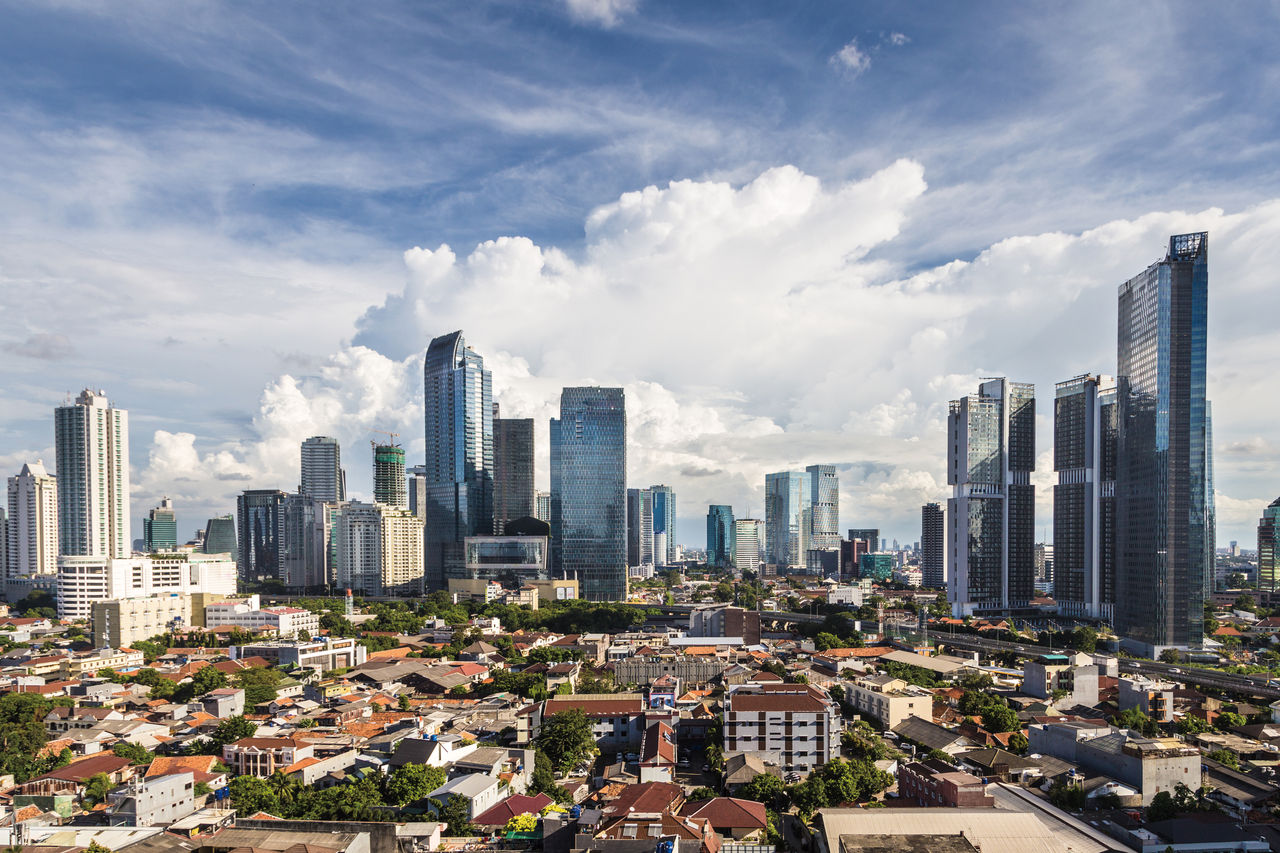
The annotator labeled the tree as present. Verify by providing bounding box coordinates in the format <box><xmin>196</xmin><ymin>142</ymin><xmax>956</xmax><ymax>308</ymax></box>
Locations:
<box><xmin>236</xmin><ymin>667</ymin><xmax>282</xmax><ymax>708</ymax></box>
<box><xmin>1215</xmin><ymin>711</ymin><xmax>1247</xmax><ymax>731</ymax></box>
<box><xmin>111</xmin><ymin>741</ymin><xmax>154</xmax><ymax>765</ymax></box>
<box><xmin>1111</xmin><ymin>707</ymin><xmax>1159</xmax><ymax>737</ymax></box>
<box><xmin>86</xmin><ymin>843</ymin><xmax>111</xmax><ymax>853</ymax></box>
<box><xmin>980</xmin><ymin>704</ymin><xmax>1020</xmax><ymax>733</ymax></box>
<box><xmin>1006</xmin><ymin>732</ymin><xmax>1029</xmax><ymax>754</ymax></box>
<box><xmin>208</xmin><ymin>715</ymin><xmax>258</xmax><ymax>750</ymax></box>
<box><xmin>83</xmin><ymin>772</ymin><xmax>114</xmax><ymax>805</ymax></box>
<box><xmin>1228</xmin><ymin>572</ymin><xmax>1248</xmax><ymax>589</ymax></box>
<box><xmin>957</xmin><ymin>670</ymin><xmax>994</xmax><ymax>692</ymax></box>
<box><xmin>1147</xmin><ymin>790</ymin><xmax>1178</xmax><ymax>821</ymax></box>
<box><xmin>927</xmin><ymin>749</ymin><xmax>956</xmax><ymax>764</ymax></box>
<box><xmin>527</xmin><ymin>749</ymin><xmax>572</xmax><ymax>804</ymax></box>
<box><xmin>1208</xmin><ymin>748</ymin><xmax>1240</xmax><ymax>769</ymax></box>
<box><xmin>179</xmin><ymin>664</ymin><xmax>229</xmax><ymax>702</ymax></box>
<box><xmin>1159</xmin><ymin>649</ymin><xmax>1183</xmax><ymax>664</ymax></box>
<box><xmin>1177</xmin><ymin>715</ymin><xmax>1210</xmax><ymax>735</ymax></box>
<box><xmin>384</xmin><ymin>763</ymin><xmax>446</xmax><ymax>805</ymax></box>
<box><xmin>435</xmin><ymin>795</ymin><xmax>478</xmax><ymax>836</ymax></box>
<box><xmin>687</xmin><ymin>787</ymin><xmax>718</xmax><ymax>802</ymax></box>
<box><xmin>398</xmin><ymin>694</ymin><xmax>412</xmax><ymax>711</ymax></box>
<box><xmin>505</xmin><ymin>813</ymin><xmax>538</xmax><ymax>834</ymax></box>
<box><xmin>537</xmin><ymin>709</ymin><xmax>596</xmax><ymax>773</ymax></box>
<box><xmin>814</xmin><ymin>632</ymin><xmax>842</xmax><ymax>652</ymax></box>
<box><xmin>230</xmin><ymin>774</ymin><xmax>280</xmax><ymax>816</ymax></box>
<box><xmin>1048</xmin><ymin>779</ymin><xmax>1086</xmax><ymax>811</ymax></box>
<box><xmin>737</xmin><ymin>772</ymin><xmax>787</xmax><ymax>810</ymax></box>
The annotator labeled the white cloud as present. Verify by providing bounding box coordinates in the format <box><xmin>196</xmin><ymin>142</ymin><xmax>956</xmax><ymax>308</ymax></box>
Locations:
<box><xmin>832</xmin><ymin>40</ymin><xmax>871</xmax><ymax>76</ymax></box>
<box><xmin>887</xmin><ymin>32</ymin><xmax>910</xmax><ymax>47</ymax></box>
<box><xmin>564</xmin><ymin>0</ymin><xmax>639</xmax><ymax>28</ymax></box>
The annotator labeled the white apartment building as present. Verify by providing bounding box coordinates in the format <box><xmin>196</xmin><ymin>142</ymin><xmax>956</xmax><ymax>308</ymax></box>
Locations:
<box><xmin>58</xmin><ymin>552</ymin><xmax>237</xmax><ymax>621</ymax></box>
<box><xmin>845</xmin><ymin>673</ymin><xmax>934</xmax><ymax>730</ymax></box>
<box><xmin>335</xmin><ymin>501</ymin><xmax>424</xmax><ymax>595</ymax></box>
<box><xmin>54</xmin><ymin>389</ymin><xmax>131</xmax><ymax>559</ymax></box>
<box><xmin>7</xmin><ymin>460</ymin><xmax>58</xmax><ymax>577</ymax></box>
<box><xmin>733</xmin><ymin>519</ymin><xmax>762</xmax><ymax>574</ymax></box>
<box><xmin>205</xmin><ymin>598</ymin><xmax>320</xmax><ymax>638</ymax></box>
<box><xmin>723</xmin><ymin>682</ymin><xmax>840</xmax><ymax>773</ymax></box>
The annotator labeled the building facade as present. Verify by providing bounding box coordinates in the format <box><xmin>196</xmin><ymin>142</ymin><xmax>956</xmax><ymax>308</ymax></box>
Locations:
<box><xmin>462</xmin><ymin>534</ymin><xmax>549</xmax><ymax>585</ymax></box>
<box><xmin>334</xmin><ymin>501</ymin><xmax>424</xmax><ymax>595</ymax></box>
<box><xmin>59</xmin><ymin>552</ymin><xmax>237</xmax><ymax>621</ymax></box>
<box><xmin>55</xmin><ymin>389</ymin><xmax>130</xmax><ymax>559</ymax></box>
<box><xmin>535</xmin><ymin>490</ymin><xmax>551</xmax><ymax>523</ymax></box>
<box><xmin>372</xmin><ymin>443</ymin><xmax>407</xmax><ymax>508</ymax></box>
<box><xmin>650</xmin><ymin>485</ymin><xmax>677</xmax><ymax>565</ymax></box>
<box><xmin>1116</xmin><ymin>233</ymin><xmax>1211</xmax><ymax>653</ymax></box>
<box><xmin>143</xmin><ymin>497</ymin><xmax>177</xmax><ymax>553</ymax></box>
<box><xmin>765</xmin><ymin>471</ymin><xmax>810</xmax><ymax>569</ymax></box>
<box><xmin>493</xmin><ymin>412</ymin><xmax>535</xmax><ymax>532</ymax></box>
<box><xmin>236</xmin><ymin>489</ymin><xmax>286</xmax><ymax>583</ymax></box>
<box><xmin>626</xmin><ymin>487</ymin><xmax>654</xmax><ymax>568</ymax></box>
<box><xmin>947</xmin><ymin>378</ymin><xmax>1036</xmax><ymax>616</ymax></box>
<box><xmin>723</xmin><ymin>683</ymin><xmax>840</xmax><ymax>773</ymax></box>
<box><xmin>807</xmin><ymin>465</ymin><xmax>840</xmax><ymax>550</ymax></box>
<box><xmin>300</xmin><ymin>436</ymin><xmax>346</xmax><ymax>502</ymax></box>
<box><xmin>551</xmin><ymin>386</ymin><xmax>627</xmax><ymax>601</ymax></box>
<box><xmin>732</xmin><ymin>519</ymin><xmax>762</xmax><ymax>574</ymax></box>
<box><xmin>921</xmin><ymin>503</ymin><xmax>944</xmax><ymax>589</ymax></box>
<box><xmin>706</xmin><ymin>505</ymin><xmax>735</xmax><ymax>570</ymax></box>
<box><xmin>7</xmin><ymin>461</ymin><xmax>58</xmax><ymax>577</ymax></box>
<box><xmin>203</xmin><ymin>515</ymin><xmax>236</xmax><ymax>557</ymax></box>
<box><xmin>280</xmin><ymin>493</ymin><xmax>328</xmax><ymax>590</ymax></box>
<box><xmin>1260</xmin><ymin>498</ymin><xmax>1280</xmax><ymax>597</ymax></box>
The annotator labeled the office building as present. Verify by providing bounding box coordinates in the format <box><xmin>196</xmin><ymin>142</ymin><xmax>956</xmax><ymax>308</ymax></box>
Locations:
<box><xmin>723</xmin><ymin>683</ymin><xmax>840</xmax><ymax>773</ymax></box>
<box><xmin>58</xmin><ymin>551</ymin><xmax>237</xmax><ymax>621</ymax></box>
<box><xmin>372</xmin><ymin>443</ymin><xmax>407</xmax><ymax>507</ymax></box>
<box><xmin>689</xmin><ymin>604</ymin><xmax>761</xmax><ymax>645</ymax></box>
<box><xmin>1116</xmin><ymin>233</ymin><xmax>1210</xmax><ymax>653</ymax></box>
<box><xmin>462</xmin><ymin>533</ymin><xmax>549</xmax><ymax>585</ymax></box>
<box><xmin>650</xmin><ymin>484</ymin><xmax>676</xmax><ymax>565</ymax></box>
<box><xmin>1052</xmin><ymin>374</ymin><xmax>1117</xmax><ymax>621</ymax></box>
<box><xmin>493</xmin><ymin>411</ymin><xmax>535</xmax><ymax>531</ymax></box>
<box><xmin>1034</xmin><ymin>543</ymin><xmax>1054</xmax><ymax>594</ymax></box>
<box><xmin>947</xmin><ymin>378</ymin><xmax>1036</xmax><ymax>616</ymax></box>
<box><xmin>732</xmin><ymin>518</ymin><xmax>762</xmax><ymax>574</ymax></box>
<box><xmin>422</xmin><ymin>330</ymin><xmax>494</xmax><ymax>590</ymax></box>
<box><xmin>706</xmin><ymin>505</ymin><xmax>735</xmax><ymax>569</ymax></box>
<box><xmin>205</xmin><ymin>596</ymin><xmax>320</xmax><ymax>639</ymax></box>
<box><xmin>626</xmin><ymin>487</ymin><xmax>654</xmax><ymax>568</ymax></box>
<box><xmin>765</xmin><ymin>471</ymin><xmax>810</xmax><ymax>569</ymax></box>
<box><xmin>859</xmin><ymin>552</ymin><xmax>895</xmax><ymax>581</ymax></box>
<box><xmin>236</xmin><ymin>489</ymin><xmax>286</xmax><ymax>583</ymax></box>
<box><xmin>143</xmin><ymin>497</ymin><xmax>177</xmax><ymax>553</ymax></box>
<box><xmin>281</xmin><ymin>493</ymin><xmax>328</xmax><ymax>590</ymax></box>
<box><xmin>807</xmin><ymin>465</ymin><xmax>840</xmax><ymax>549</ymax></box>
<box><xmin>334</xmin><ymin>501</ymin><xmax>424</xmax><ymax>596</ymax></box>
<box><xmin>7</xmin><ymin>461</ymin><xmax>58</xmax><ymax>577</ymax></box>
<box><xmin>299</xmin><ymin>436</ymin><xmax>346</xmax><ymax>502</ymax></box>
<box><xmin>920</xmin><ymin>503</ymin><xmax>944</xmax><ymax>589</ymax></box>
<box><xmin>54</xmin><ymin>389</ymin><xmax>131</xmax><ymax>558</ymax></box>
<box><xmin>550</xmin><ymin>386</ymin><xmax>627</xmax><ymax>601</ymax></box>
<box><xmin>203</xmin><ymin>515</ymin><xmax>236</xmax><ymax>557</ymax></box>
<box><xmin>535</xmin><ymin>490</ymin><xmax>551</xmax><ymax>523</ymax></box>
<box><xmin>1260</xmin><ymin>498</ymin><xmax>1280</xmax><ymax>597</ymax></box>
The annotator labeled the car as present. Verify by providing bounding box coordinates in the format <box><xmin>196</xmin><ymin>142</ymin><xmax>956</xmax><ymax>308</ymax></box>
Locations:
<box><xmin>1170</xmin><ymin>667</ymin><xmax>1182</xmax><ymax>674</ymax></box>
<box><xmin>701</xmin><ymin>764</ymin><xmax>710</xmax><ymax>772</ymax></box>
<box><xmin>677</xmin><ymin>759</ymin><xmax>690</xmax><ymax>767</ymax></box>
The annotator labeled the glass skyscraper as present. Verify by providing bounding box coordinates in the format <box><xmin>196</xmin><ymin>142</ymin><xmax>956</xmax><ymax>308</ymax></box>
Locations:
<box><xmin>300</xmin><ymin>436</ymin><xmax>346</xmax><ymax>502</ymax></box>
<box><xmin>236</xmin><ymin>489</ymin><xmax>286</xmax><ymax>583</ymax></box>
<box><xmin>706</xmin><ymin>504</ymin><xmax>735</xmax><ymax>569</ymax></box>
<box><xmin>626</xmin><ymin>487</ymin><xmax>654</xmax><ymax>567</ymax></box>
<box><xmin>1259</xmin><ymin>498</ymin><xmax>1280</xmax><ymax>596</ymax></box>
<box><xmin>203</xmin><ymin>515</ymin><xmax>236</xmax><ymax>557</ymax></box>
<box><xmin>423</xmin><ymin>330</ymin><xmax>494</xmax><ymax>590</ymax></box>
<box><xmin>550</xmin><ymin>387</ymin><xmax>626</xmax><ymax>601</ymax></box>
<box><xmin>493</xmin><ymin>411</ymin><xmax>535</xmax><ymax>531</ymax></box>
<box><xmin>920</xmin><ymin>503</ymin><xmax>944</xmax><ymax>589</ymax></box>
<box><xmin>1053</xmin><ymin>374</ymin><xmax>1118</xmax><ymax>622</ymax></box>
<box><xmin>946</xmin><ymin>378</ymin><xmax>1035</xmax><ymax>616</ymax></box>
<box><xmin>1116</xmin><ymin>232</ymin><xmax>1210</xmax><ymax>653</ymax></box>
<box><xmin>764</xmin><ymin>471</ymin><xmax>810</xmax><ymax>569</ymax></box>
<box><xmin>650</xmin><ymin>484</ymin><xmax>676</xmax><ymax>564</ymax></box>
<box><xmin>143</xmin><ymin>497</ymin><xmax>177</xmax><ymax>552</ymax></box>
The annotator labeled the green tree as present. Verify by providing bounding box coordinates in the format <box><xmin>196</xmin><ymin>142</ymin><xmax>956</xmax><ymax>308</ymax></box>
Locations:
<box><xmin>229</xmin><ymin>774</ymin><xmax>280</xmax><ymax>815</ymax></box>
<box><xmin>1207</xmin><ymin>748</ymin><xmax>1239</xmax><ymax>769</ymax></box>
<box><xmin>176</xmin><ymin>664</ymin><xmax>229</xmax><ymax>702</ymax></box>
<box><xmin>1215</xmin><ymin>711</ymin><xmax>1247</xmax><ymax>731</ymax></box>
<box><xmin>527</xmin><ymin>749</ymin><xmax>572</xmax><ymax>804</ymax></box>
<box><xmin>537</xmin><ymin>709</ymin><xmax>597</xmax><ymax>773</ymax></box>
<box><xmin>1047</xmin><ymin>779</ymin><xmax>1086</xmax><ymax>811</ymax></box>
<box><xmin>201</xmin><ymin>715</ymin><xmax>258</xmax><ymax>752</ymax></box>
<box><xmin>267</xmin><ymin>770</ymin><xmax>301</xmax><ymax>806</ymax></box>
<box><xmin>1006</xmin><ymin>732</ymin><xmax>1029</xmax><ymax>754</ymax></box>
<box><xmin>1111</xmin><ymin>707</ymin><xmax>1159</xmax><ymax>737</ymax></box>
<box><xmin>235</xmin><ymin>667</ymin><xmax>282</xmax><ymax>708</ymax></box>
<box><xmin>814</xmin><ymin>632</ymin><xmax>842</xmax><ymax>652</ymax></box>
<box><xmin>737</xmin><ymin>772</ymin><xmax>787</xmax><ymax>810</ymax></box>
<box><xmin>1159</xmin><ymin>648</ymin><xmax>1182</xmax><ymax>664</ymax></box>
<box><xmin>927</xmin><ymin>749</ymin><xmax>956</xmax><ymax>764</ymax></box>
<box><xmin>1147</xmin><ymin>790</ymin><xmax>1178</xmax><ymax>821</ymax></box>
<box><xmin>980</xmin><ymin>704</ymin><xmax>1020</xmax><ymax>733</ymax></box>
<box><xmin>83</xmin><ymin>772</ymin><xmax>114</xmax><ymax>805</ymax></box>
<box><xmin>398</xmin><ymin>694</ymin><xmax>412</xmax><ymax>711</ymax></box>
<box><xmin>1176</xmin><ymin>715</ymin><xmax>1210</xmax><ymax>735</ymax></box>
<box><xmin>111</xmin><ymin>741</ymin><xmax>154</xmax><ymax>765</ymax></box>
<box><xmin>384</xmin><ymin>763</ymin><xmax>446</xmax><ymax>805</ymax></box>
<box><xmin>86</xmin><ymin>842</ymin><xmax>112</xmax><ymax>853</ymax></box>
<box><xmin>435</xmin><ymin>795</ymin><xmax>478</xmax><ymax>836</ymax></box>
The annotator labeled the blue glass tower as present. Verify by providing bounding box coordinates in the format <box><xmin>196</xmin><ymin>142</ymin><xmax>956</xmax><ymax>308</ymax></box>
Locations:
<box><xmin>423</xmin><ymin>331</ymin><xmax>493</xmax><ymax>591</ymax></box>
<box><xmin>764</xmin><ymin>471</ymin><xmax>810</xmax><ymax>569</ymax></box>
<box><xmin>706</xmin><ymin>505</ymin><xmax>735</xmax><ymax>569</ymax></box>
<box><xmin>550</xmin><ymin>387</ymin><xmax>626</xmax><ymax>601</ymax></box>
<box><xmin>1116</xmin><ymin>232</ymin><xmax>1209</xmax><ymax>653</ymax></box>
<box><xmin>650</xmin><ymin>484</ymin><xmax>676</xmax><ymax>564</ymax></box>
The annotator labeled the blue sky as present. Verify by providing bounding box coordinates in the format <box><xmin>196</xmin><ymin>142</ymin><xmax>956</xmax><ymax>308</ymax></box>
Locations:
<box><xmin>2</xmin><ymin>0</ymin><xmax>1279</xmax><ymax>549</ymax></box>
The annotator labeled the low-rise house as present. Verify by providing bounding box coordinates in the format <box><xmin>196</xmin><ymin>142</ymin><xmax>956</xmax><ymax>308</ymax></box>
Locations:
<box><xmin>107</xmin><ymin>771</ymin><xmax>197</xmax><ymax>827</ymax></box>
<box><xmin>1028</xmin><ymin>722</ymin><xmax>1199</xmax><ymax>805</ymax></box>
<box><xmin>723</xmin><ymin>752</ymin><xmax>782</xmax><ymax>792</ymax></box>
<box><xmin>845</xmin><ymin>674</ymin><xmax>933</xmax><ymax>730</ymax></box>
<box><xmin>389</xmin><ymin>735</ymin><xmax>478</xmax><ymax>769</ymax></box>
<box><xmin>448</xmin><ymin>746</ymin><xmax>535</xmax><ymax>794</ymax></box>
<box><xmin>1119</xmin><ymin>675</ymin><xmax>1175</xmax><ymax>723</ymax></box>
<box><xmin>222</xmin><ymin>737</ymin><xmax>314</xmax><ymax>777</ymax></box>
<box><xmin>45</xmin><ymin>706</ymin><xmax>128</xmax><ymax>734</ymax></box>
<box><xmin>897</xmin><ymin>759</ymin><xmax>994</xmax><ymax>808</ymax></box>
<box><xmin>679</xmin><ymin>797</ymin><xmax>767</xmax><ymax>839</ymax></box>
<box><xmin>471</xmin><ymin>792</ymin><xmax>553</xmax><ymax>831</ymax></box>
<box><xmin>638</xmin><ymin>720</ymin><xmax>676</xmax><ymax>783</ymax></box>
<box><xmin>36</xmin><ymin>753</ymin><xmax>135</xmax><ymax>788</ymax></box>
<box><xmin>891</xmin><ymin>717</ymin><xmax>976</xmax><ymax>756</ymax></box>
<box><xmin>426</xmin><ymin>773</ymin><xmax>506</xmax><ymax>820</ymax></box>
<box><xmin>202</xmin><ymin>688</ymin><xmax>244</xmax><ymax>718</ymax></box>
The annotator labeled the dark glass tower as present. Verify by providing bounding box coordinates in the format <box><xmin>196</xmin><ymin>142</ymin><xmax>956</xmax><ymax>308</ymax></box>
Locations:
<box><xmin>203</xmin><ymin>515</ymin><xmax>236</xmax><ymax>556</ymax></box>
<box><xmin>423</xmin><ymin>331</ymin><xmax>494</xmax><ymax>590</ymax></box>
<box><xmin>493</xmin><ymin>410</ymin><xmax>535</xmax><ymax>531</ymax></box>
<box><xmin>946</xmin><ymin>378</ymin><xmax>1035</xmax><ymax>615</ymax></box>
<box><xmin>650</xmin><ymin>484</ymin><xmax>676</xmax><ymax>564</ymax></box>
<box><xmin>1053</xmin><ymin>374</ymin><xmax>1118</xmax><ymax>622</ymax></box>
<box><xmin>1259</xmin><ymin>498</ymin><xmax>1280</xmax><ymax>597</ymax></box>
<box><xmin>920</xmin><ymin>503</ymin><xmax>944</xmax><ymax>589</ymax></box>
<box><xmin>551</xmin><ymin>387</ymin><xmax>626</xmax><ymax>601</ymax></box>
<box><xmin>1116</xmin><ymin>232</ymin><xmax>1209</xmax><ymax>652</ymax></box>
<box><xmin>626</xmin><ymin>487</ymin><xmax>653</xmax><ymax>567</ymax></box>
<box><xmin>143</xmin><ymin>497</ymin><xmax>177</xmax><ymax>552</ymax></box>
<box><xmin>236</xmin><ymin>489</ymin><xmax>286</xmax><ymax>583</ymax></box>
<box><xmin>707</xmin><ymin>505</ymin><xmax>735</xmax><ymax>569</ymax></box>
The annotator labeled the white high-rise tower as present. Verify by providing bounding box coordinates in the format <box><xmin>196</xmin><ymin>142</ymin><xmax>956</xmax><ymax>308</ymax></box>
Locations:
<box><xmin>55</xmin><ymin>389</ymin><xmax>131</xmax><ymax>558</ymax></box>
<box><xmin>7</xmin><ymin>460</ymin><xmax>58</xmax><ymax>576</ymax></box>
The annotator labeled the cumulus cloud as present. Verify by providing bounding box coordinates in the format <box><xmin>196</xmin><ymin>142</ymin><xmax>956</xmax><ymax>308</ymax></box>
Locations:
<box><xmin>137</xmin><ymin>164</ymin><xmax>1280</xmax><ymax>546</ymax></box>
<box><xmin>831</xmin><ymin>40</ymin><xmax>871</xmax><ymax>76</ymax></box>
<box><xmin>4</xmin><ymin>333</ymin><xmax>73</xmax><ymax>360</ymax></box>
<box><xmin>564</xmin><ymin>0</ymin><xmax>638</xmax><ymax>27</ymax></box>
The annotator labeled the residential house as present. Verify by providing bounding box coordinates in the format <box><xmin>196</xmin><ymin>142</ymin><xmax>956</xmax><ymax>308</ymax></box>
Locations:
<box><xmin>107</xmin><ymin>771</ymin><xmax>197</xmax><ymax>827</ymax></box>
<box><xmin>518</xmin><ymin>694</ymin><xmax>646</xmax><ymax>749</ymax></box>
<box><xmin>639</xmin><ymin>720</ymin><xmax>677</xmax><ymax>783</ymax></box>
<box><xmin>426</xmin><ymin>773</ymin><xmax>506</xmax><ymax>820</ymax></box>
<box><xmin>202</xmin><ymin>688</ymin><xmax>245</xmax><ymax>718</ymax></box>
<box><xmin>222</xmin><ymin>737</ymin><xmax>314</xmax><ymax>777</ymax></box>
<box><xmin>679</xmin><ymin>797</ymin><xmax>768</xmax><ymax>839</ymax></box>
<box><xmin>722</xmin><ymin>682</ymin><xmax>840</xmax><ymax>773</ymax></box>
<box><xmin>845</xmin><ymin>674</ymin><xmax>933</xmax><ymax>730</ymax></box>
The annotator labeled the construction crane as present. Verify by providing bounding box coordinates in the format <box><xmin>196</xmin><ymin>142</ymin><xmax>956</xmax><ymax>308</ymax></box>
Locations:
<box><xmin>371</xmin><ymin>429</ymin><xmax>400</xmax><ymax>447</ymax></box>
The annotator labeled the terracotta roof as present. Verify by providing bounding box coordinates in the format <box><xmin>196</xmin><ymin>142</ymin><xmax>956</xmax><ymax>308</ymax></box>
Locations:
<box><xmin>729</xmin><ymin>692</ymin><xmax>827</xmax><ymax>712</ymax></box>
<box><xmin>38</xmin><ymin>753</ymin><xmax>131</xmax><ymax>782</ymax></box>
<box><xmin>681</xmin><ymin>797</ymin><xmax>767</xmax><ymax>829</ymax></box>
<box><xmin>146</xmin><ymin>755</ymin><xmax>218</xmax><ymax>778</ymax></box>
<box><xmin>545</xmin><ymin>696</ymin><xmax>643</xmax><ymax>717</ymax></box>
<box><xmin>230</xmin><ymin>737</ymin><xmax>305</xmax><ymax>749</ymax></box>
<box><xmin>601</xmin><ymin>781</ymin><xmax>683</xmax><ymax>817</ymax></box>
<box><xmin>368</xmin><ymin>647</ymin><xmax>412</xmax><ymax>661</ymax></box>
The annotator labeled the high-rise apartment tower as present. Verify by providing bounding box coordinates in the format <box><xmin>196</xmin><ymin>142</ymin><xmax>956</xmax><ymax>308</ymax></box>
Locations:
<box><xmin>55</xmin><ymin>389</ymin><xmax>131</xmax><ymax>558</ymax></box>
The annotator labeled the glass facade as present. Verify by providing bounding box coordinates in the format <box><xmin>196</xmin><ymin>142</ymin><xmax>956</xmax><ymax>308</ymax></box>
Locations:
<box><xmin>143</xmin><ymin>498</ymin><xmax>177</xmax><ymax>552</ymax></box>
<box><xmin>921</xmin><ymin>503</ymin><xmax>944</xmax><ymax>589</ymax></box>
<box><xmin>423</xmin><ymin>331</ymin><xmax>494</xmax><ymax>591</ymax></box>
<box><xmin>1260</xmin><ymin>498</ymin><xmax>1280</xmax><ymax>595</ymax></box>
<box><xmin>650</xmin><ymin>485</ymin><xmax>677</xmax><ymax>564</ymax></box>
<box><xmin>281</xmin><ymin>493</ymin><xmax>328</xmax><ymax>590</ymax></box>
<box><xmin>626</xmin><ymin>487</ymin><xmax>654</xmax><ymax>567</ymax></box>
<box><xmin>1116</xmin><ymin>232</ymin><xmax>1209</xmax><ymax>652</ymax></box>
<box><xmin>551</xmin><ymin>387</ymin><xmax>627</xmax><ymax>601</ymax></box>
<box><xmin>706</xmin><ymin>504</ymin><xmax>735</xmax><ymax>569</ymax></box>
<box><xmin>493</xmin><ymin>416</ymin><xmax>535</xmax><ymax>531</ymax></box>
<box><xmin>463</xmin><ymin>535</ymin><xmax>549</xmax><ymax>585</ymax></box>
<box><xmin>236</xmin><ymin>489</ymin><xmax>285</xmax><ymax>583</ymax></box>
<box><xmin>765</xmin><ymin>471</ymin><xmax>810</xmax><ymax>568</ymax></box>
<box><xmin>807</xmin><ymin>465</ymin><xmax>840</xmax><ymax>549</ymax></box>
<box><xmin>300</xmin><ymin>436</ymin><xmax>345</xmax><ymax>502</ymax></box>
<box><xmin>203</xmin><ymin>515</ymin><xmax>236</xmax><ymax>557</ymax></box>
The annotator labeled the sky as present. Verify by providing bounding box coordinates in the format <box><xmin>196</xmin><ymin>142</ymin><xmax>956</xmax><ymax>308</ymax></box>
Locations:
<box><xmin>1</xmin><ymin>0</ymin><xmax>1279</xmax><ymax>550</ymax></box>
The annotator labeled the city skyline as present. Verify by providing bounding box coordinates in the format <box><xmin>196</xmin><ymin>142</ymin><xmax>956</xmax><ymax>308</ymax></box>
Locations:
<box><xmin>1</xmin><ymin>4</ymin><xmax>1279</xmax><ymax>550</ymax></box>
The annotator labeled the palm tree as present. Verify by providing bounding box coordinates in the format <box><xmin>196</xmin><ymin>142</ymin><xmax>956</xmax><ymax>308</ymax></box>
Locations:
<box><xmin>268</xmin><ymin>770</ymin><xmax>300</xmax><ymax>805</ymax></box>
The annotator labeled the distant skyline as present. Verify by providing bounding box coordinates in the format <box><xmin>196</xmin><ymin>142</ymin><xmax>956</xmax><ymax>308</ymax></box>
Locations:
<box><xmin>1</xmin><ymin>2</ymin><xmax>1279</xmax><ymax>549</ymax></box>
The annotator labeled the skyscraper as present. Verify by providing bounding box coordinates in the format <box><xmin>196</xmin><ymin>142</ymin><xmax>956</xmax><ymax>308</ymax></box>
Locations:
<box><xmin>373</xmin><ymin>443</ymin><xmax>408</xmax><ymax>507</ymax></box>
<box><xmin>921</xmin><ymin>503</ymin><xmax>944</xmax><ymax>589</ymax></box>
<box><xmin>236</xmin><ymin>489</ymin><xmax>286</xmax><ymax>583</ymax></box>
<box><xmin>203</xmin><ymin>515</ymin><xmax>237</xmax><ymax>557</ymax></box>
<box><xmin>806</xmin><ymin>465</ymin><xmax>840</xmax><ymax>548</ymax></box>
<box><xmin>732</xmin><ymin>518</ymin><xmax>762</xmax><ymax>574</ymax></box>
<box><xmin>1116</xmin><ymin>232</ymin><xmax>1210</xmax><ymax>653</ymax></box>
<box><xmin>1053</xmin><ymin>374</ymin><xmax>1117</xmax><ymax>622</ymax></box>
<box><xmin>1259</xmin><ymin>498</ymin><xmax>1280</xmax><ymax>597</ymax></box>
<box><xmin>422</xmin><ymin>331</ymin><xmax>494</xmax><ymax>590</ymax></box>
<box><xmin>55</xmin><ymin>389</ymin><xmax>130</xmax><ymax>558</ymax></box>
<box><xmin>947</xmin><ymin>378</ymin><xmax>1035</xmax><ymax>616</ymax></box>
<box><xmin>706</xmin><ymin>505</ymin><xmax>735</xmax><ymax>569</ymax></box>
<box><xmin>281</xmin><ymin>493</ymin><xmax>328</xmax><ymax>590</ymax></box>
<box><xmin>535</xmin><ymin>490</ymin><xmax>551</xmax><ymax>523</ymax></box>
<box><xmin>408</xmin><ymin>465</ymin><xmax>428</xmax><ymax>519</ymax></box>
<box><xmin>764</xmin><ymin>471</ymin><xmax>810</xmax><ymax>569</ymax></box>
<box><xmin>551</xmin><ymin>387</ymin><xmax>626</xmax><ymax>601</ymax></box>
<box><xmin>493</xmin><ymin>412</ymin><xmax>535</xmax><ymax>530</ymax></box>
<box><xmin>143</xmin><ymin>497</ymin><xmax>177</xmax><ymax>552</ymax></box>
<box><xmin>300</xmin><ymin>436</ymin><xmax>346</xmax><ymax>502</ymax></box>
<box><xmin>7</xmin><ymin>461</ymin><xmax>58</xmax><ymax>576</ymax></box>
<box><xmin>626</xmin><ymin>487</ymin><xmax>654</xmax><ymax>567</ymax></box>
<box><xmin>650</xmin><ymin>485</ymin><xmax>677</xmax><ymax>565</ymax></box>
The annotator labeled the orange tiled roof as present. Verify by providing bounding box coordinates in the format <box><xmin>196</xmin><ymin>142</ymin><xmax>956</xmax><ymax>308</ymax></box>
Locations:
<box><xmin>147</xmin><ymin>755</ymin><xmax>217</xmax><ymax>778</ymax></box>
